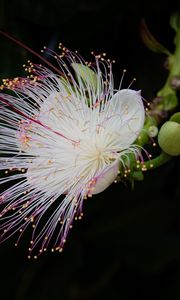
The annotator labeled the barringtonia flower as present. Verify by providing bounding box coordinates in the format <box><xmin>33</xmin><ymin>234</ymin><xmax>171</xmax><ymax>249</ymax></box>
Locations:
<box><xmin>0</xmin><ymin>45</ymin><xmax>145</xmax><ymax>257</ymax></box>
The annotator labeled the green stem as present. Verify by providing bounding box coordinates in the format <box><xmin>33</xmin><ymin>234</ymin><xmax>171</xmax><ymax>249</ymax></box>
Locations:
<box><xmin>135</xmin><ymin>22</ymin><xmax>180</xmax><ymax>153</ymax></box>
<box><xmin>129</xmin><ymin>152</ymin><xmax>171</xmax><ymax>182</ymax></box>
<box><xmin>135</xmin><ymin>151</ymin><xmax>171</xmax><ymax>171</ymax></box>
<box><xmin>157</xmin><ymin>29</ymin><xmax>180</xmax><ymax>111</ymax></box>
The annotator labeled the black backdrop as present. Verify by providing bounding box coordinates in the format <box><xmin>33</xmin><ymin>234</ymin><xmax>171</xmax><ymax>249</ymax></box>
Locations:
<box><xmin>0</xmin><ymin>0</ymin><xmax>180</xmax><ymax>299</ymax></box>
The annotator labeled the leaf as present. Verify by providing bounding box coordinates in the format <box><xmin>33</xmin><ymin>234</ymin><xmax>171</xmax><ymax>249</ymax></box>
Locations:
<box><xmin>59</xmin><ymin>76</ymin><xmax>74</xmax><ymax>94</ymax></box>
<box><xmin>140</xmin><ymin>19</ymin><xmax>171</xmax><ymax>55</ymax></box>
<box><xmin>158</xmin><ymin>84</ymin><xmax>178</xmax><ymax>111</ymax></box>
<box><xmin>71</xmin><ymin>63</ymin><xmax>98</xmax><ymax>91</ymax></box>
<box><xmin>163</xmin><ymin>92</ymin><xmax>178</xmax><ymax>111</ymax></box>
<box><xmin>170</xmin><ymin>11</ymin><xmax>180</xmax><ymax>33</ymax></box>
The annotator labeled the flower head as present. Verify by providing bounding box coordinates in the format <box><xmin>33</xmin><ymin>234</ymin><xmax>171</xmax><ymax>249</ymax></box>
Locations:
<box><xmin>0</xmin><ymin>45</ymin><xmax>145</xmax><ymax>256</ymax></box>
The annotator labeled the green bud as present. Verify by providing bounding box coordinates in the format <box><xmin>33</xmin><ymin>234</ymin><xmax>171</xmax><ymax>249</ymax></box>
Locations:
<box><xmin>148</xmin><ymin>125</ymin><xmax>158</xmax><ymax>137</ymax></box>
<box><xmin>158</xmin><ymin>120</ymin><xmax>180</xmax><ymax>156</ymax></box>
<box><xmin>170</xmin><ymin>112</ymin><xmax>180</xmax><ymax>123</ymax></box>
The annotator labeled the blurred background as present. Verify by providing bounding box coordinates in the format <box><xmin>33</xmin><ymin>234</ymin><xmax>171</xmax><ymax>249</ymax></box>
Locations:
<box><xmin>0</xmin><ymin>0</ymin><xmax>180</xmax><ymax>299</ymax></box>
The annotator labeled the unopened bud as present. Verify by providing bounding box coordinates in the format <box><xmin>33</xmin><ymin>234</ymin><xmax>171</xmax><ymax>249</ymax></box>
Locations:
<box><xmin>158</xmin><ymin>120</ymin><xmax>180</xmax><ymax>156</ymax></box>
<box><xmin>148</xmin><ymin>125</ymin><xmax>158</xmax><ymax>137</ymax></box>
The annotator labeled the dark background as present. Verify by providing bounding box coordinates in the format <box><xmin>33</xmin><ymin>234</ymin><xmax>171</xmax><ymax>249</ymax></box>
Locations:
<box><xmin>0</xmin><ymin>0</ymin><xmax>180</xmax><ymax>299</ymax></box>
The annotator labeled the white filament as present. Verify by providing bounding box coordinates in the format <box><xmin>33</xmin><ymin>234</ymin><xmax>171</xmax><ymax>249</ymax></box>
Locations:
<box><xmin>0</xmin><ymin>55</ymin><xmax>145</xmax><ymax>253</ymax></box>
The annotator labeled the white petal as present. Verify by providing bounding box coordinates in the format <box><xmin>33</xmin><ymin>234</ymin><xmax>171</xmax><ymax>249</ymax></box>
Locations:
<box><xmin>106</xmin><ymin>89</ymin><xmax>145</xmax><ymax>148</ymax></box>
<box><xmin>92</xmin><ymin>160</ymin><xmax>119</xmax><ymax>194</ymax></box>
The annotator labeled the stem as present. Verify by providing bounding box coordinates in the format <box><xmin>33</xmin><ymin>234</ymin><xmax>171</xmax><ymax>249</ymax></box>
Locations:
<box><xmin>158</xmin><ymin>30</ymin><xmax>180</xmax><ymax>99</ymax></box>
<box><xmin>135</xmin><ymin>151</ymin><xmax>171</xmax><ymax>171</ymax></box>
<box><xmin>136</xmin><ymin>23</ymin><xmax>180</xmax><ymax>150</ymax></box>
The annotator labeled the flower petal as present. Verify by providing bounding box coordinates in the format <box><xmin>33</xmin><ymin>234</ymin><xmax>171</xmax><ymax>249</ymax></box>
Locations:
<box><xmin>92</xmin><ymin>160</ymin><xmax>119</xmax><ymax>194</ymax></box>
<box><xmin>106</xmin><ymin>89</ymin><xmax>145</xmax><ymax>148</ymax></box>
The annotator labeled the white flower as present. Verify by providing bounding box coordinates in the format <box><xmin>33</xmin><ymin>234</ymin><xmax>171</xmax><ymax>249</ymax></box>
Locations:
<box><xmin>0</xmin><ymin>47</ymin><xmax>145</xmax><ymax>256</ymax></box>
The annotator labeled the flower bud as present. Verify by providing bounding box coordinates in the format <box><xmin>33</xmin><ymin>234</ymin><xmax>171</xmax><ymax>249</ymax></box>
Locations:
<box><xmin>170</xmin><ymin>112</ymin><xmax>180</xmax><ymax>123</ymax></box>
<box><xmin>148</xmin><ymin>125</ymin><xmax>158</xmax><ymax>137</ymax></box>
<box><xmin>158</xmin><ymin>120</ymin><xmax>180</xmax><ymax>156</ymax></box>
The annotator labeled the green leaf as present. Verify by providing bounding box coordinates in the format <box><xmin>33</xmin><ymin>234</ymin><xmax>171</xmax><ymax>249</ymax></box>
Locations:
<box><xmin>158</xmin><ymin>84</ymin><xmax>178</xmax><ymax>111</ymax></box>
<box><xmin>170</xmin><ymin>11</ymin><xmax>180</xmax><ymax>33</ymax></box>
<box><xmin>59</xmin><ymin>76</ymin><xmax>74</xmax><ymax>94</ymax></box>
<box><xmin>140</xmin><ymin>19</ymin><xmax>171</xmax><ymax>55</ymax></box>
<box><xmin>71</xmin><ymin>63</ymin><xmax>98</xmax><ymax>91</ymax></box>
<box><xmin>163</xmin><ymin>92</ymin><xmax>178</xmax><ymax>110</ymax></box>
